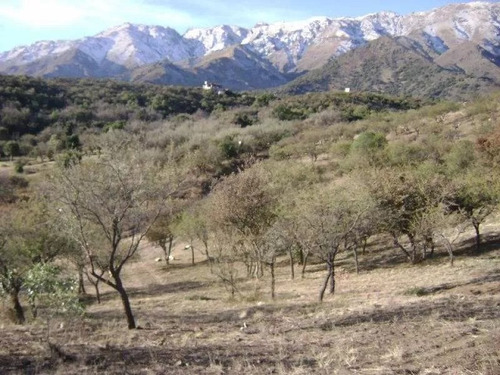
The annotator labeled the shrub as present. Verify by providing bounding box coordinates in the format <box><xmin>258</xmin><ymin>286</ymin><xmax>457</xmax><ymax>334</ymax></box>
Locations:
<box><xmin>351</xmin><ymin>131</ymin><xmax>387</xmax><ymax>152</ymax></box>
<box><xmin>272</xmin><ymin>104</ymin><xmax>308</xmax><ymax>121</ymax></box>
<box><xmin>233</xmin><ymin>111</ymin><xmax>258</xmax><ymax>128</ymax></box>
<box><xmin>218</xmin><ymin>136</ymin><xmax>239</xmax><ymax>159</ymax></box>
<box><xmin>14</xmin><ymin>159</ymin><xmax>26</xmax><ymax>173</ymax></box>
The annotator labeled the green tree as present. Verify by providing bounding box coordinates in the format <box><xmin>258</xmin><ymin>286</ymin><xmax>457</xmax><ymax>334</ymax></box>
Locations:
<box><xmin>3</xmin><ymin>141</ymin><xmax>20</xmax><ymax>160</ymax></box>
<box><xmin>0</xmin><ymin>202</ymin><xmax>74</xmax><ymax>323</ymax></box>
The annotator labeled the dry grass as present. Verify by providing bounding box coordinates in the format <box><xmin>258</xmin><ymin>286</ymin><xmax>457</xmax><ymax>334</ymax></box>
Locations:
<box><xmin>1</xmin><ymin>230</ymin><xmax>499</xmax><ymax>374</ymax></box>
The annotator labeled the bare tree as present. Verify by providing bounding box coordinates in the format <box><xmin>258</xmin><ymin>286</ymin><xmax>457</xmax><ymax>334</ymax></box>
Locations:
<box><xmin>208</xmin><ymin>166</ymin><xmax>277</xmax><ymax>280</ymax></box>
<box><xmin>448</xmin><ymin>171</ymin><xmax>499</xmax><ymax>252</ymax></box>
<box><xmin>294</xmin><ymin>183</ymin><xmax>370</xmax><ymax>302</ymax></box>
<box><xmin>365</xmin><ymin>168</ymin><xmax>447</xmax><ymax>264</ymax></box>
<box><xmin>48</xmin><ymin>136</ymin><xmax>176</xmax><ymax>329</ymax></box>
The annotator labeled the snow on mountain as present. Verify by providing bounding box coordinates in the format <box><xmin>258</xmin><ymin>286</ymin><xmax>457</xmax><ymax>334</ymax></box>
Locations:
<box><xmin>0</xmin><ymin>1</ymin><xmax>497</xmax><ymax>77</ymax></box>
<box><xmin>94</xmin><ymin>23</ymin><xmax>193</xmax><ymax>66</ymax></box>
<box><xmin>183</xmin><ymin>25</ymin><xmax>248</xmax><ymax>56</ymax></box>
<box><xmin>0</xmin><ymin>40</ymin><xmax>74</xmax><ymax>65</ymax></box>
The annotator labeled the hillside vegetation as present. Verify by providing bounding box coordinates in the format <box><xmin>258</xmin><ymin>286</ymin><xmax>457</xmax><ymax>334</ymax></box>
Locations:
<box><xmin>280</xmin><ymin>37</ymin><xmax>500</xmax><ymax>100</ymax></box>
<box><xmin>0</xmin><ymin>76</ymin><xmax>499</xmax><ymax>374</ymax></box>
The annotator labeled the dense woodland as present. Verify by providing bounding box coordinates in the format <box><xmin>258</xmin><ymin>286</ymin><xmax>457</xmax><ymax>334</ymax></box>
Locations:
<box><xmin>0</xmin><ymin>74</ymin><xmax>499</xmax><ymax>372</ymax></box>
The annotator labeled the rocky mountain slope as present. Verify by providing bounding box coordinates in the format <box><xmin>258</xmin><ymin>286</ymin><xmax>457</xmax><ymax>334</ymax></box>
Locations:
<box><xmin>280</xmin><ymin>36</ymin><xmax>499</xmax><ymax>100</ymax></box>
<box><xmin>0</xmin><ymin>2</ymin><xmax>498</xmax><ymax>94</ymax></box>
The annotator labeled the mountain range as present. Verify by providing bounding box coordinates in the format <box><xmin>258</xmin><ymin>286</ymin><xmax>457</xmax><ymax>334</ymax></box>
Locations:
<box><xmin>0</xmin><ymin>1</ymin><xmax>499</xmax><ymax>98</ymax></box>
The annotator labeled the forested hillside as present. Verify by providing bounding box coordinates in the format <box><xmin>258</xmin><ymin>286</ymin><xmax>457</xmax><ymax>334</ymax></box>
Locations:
<box><xmin>0</xmin><ymin>75</ymin><xmax>499</xmax><ymax>373</ymax></box>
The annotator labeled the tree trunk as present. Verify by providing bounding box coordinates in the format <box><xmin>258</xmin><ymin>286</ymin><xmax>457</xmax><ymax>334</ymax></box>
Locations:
<box><xmin>353</xmin><ymin>246</ymin><xmax>359</xmax><ymax>274</ymax></box>
<box><xmin>94</xmin><ymin>282</ymin><xmax>101</xmax><ymax>304</ymax></box>
<box><xmin>298</xmin><ymin>247</ymin><xmax>304</xmax><ymax>265</ymax></box>
<box><xmin>203</xmin><ymin>241</ymin><xmax>210</xmax><ymax>261</ymax></box>
<box><xmin>167</xmin><ymin>236</ymin><xmax>173</xmax><ymax>264</ymax></box>
<box><xmin>362</xmin><ymin>237</ymin><xmax>368</xmax><ymax>255</ymax></box>
<box><xmin>114</xmin><ymin>277</ymin><xmax>136</xmax><ymax>329</ymax></box>
<box><xmin>410</xmin><ymin>237</ymin><xmax>418</xmax><ymax>264</ymax></box>
<box><xmin>10</xmin><ymin>289</ymin><xmax>25</xmax><ymax>324</ymax></box>
<box><xmin>473</xmin><ymin>222</ymin><xmax>481</xmax><ymax>252</ymax></box>
<box><xmin>78</xmin><ymin>267</ymin><xmax>86</xmax><ymax>295</ymax></box>
<box><xmin>86</xmin><ymin>271</ymin><xmax>101</xmax><ymax>304</ymax></box>
<box><xmin>443</xmin><ymin>241</ymin><xmax>454</xmax><ymax>267</ymax></box>
<box><xmin>288</xmin><ymin>248</ymin><xmax>295</xmax><ymax>280</ymax></box>
<box><xmin>270</xmin><ymin>261</ymin><xmax>276</xmax><ymax>300</ymax></box>
<box><xmin>329</xmin><ymin>261</ymin><xmax>336</xmax><ymax>294</ymax></box>
<box><xmin>319</xmin><ymin>265</ymin><xmax>332</xmax><ymax>302</ymax></box>
<box><xmin>393</xmin><ymin>236</ymin><xmax>415</xmax><ymax>263</ymax></box>
<box><xmin>301</xmin><ymin>252</ymin><xmax>309</xmax><ymax>279</ymax></box>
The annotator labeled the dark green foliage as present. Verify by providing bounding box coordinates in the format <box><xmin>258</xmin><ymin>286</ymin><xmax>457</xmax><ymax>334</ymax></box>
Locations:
<box><xmin>272</xmin><ymin>104</ymin><xmax>309</xmax><ymax>121</ymax></box>
<box><xmin>0</xmin><ymin>75</ymin><xmax>262</xmax><ymax>152</ymax></box>
<box><xmin>351</xmin><ymin>131</ymin><xmax>387</xmax><ymax>152</ymax></box>
<box><xmin>66</xmin><ymin>134</ymin><xmax>81</xmax><ymax>150</ymax></box>
<box><xmin>57</xmin><ymin>150</ymin><xmax>83</xmax><ymax>168</ymax></box>
<box><xmin>233</xmin><ymin>111</ymin><xmax>258</xmax><ymax>127</ymax></box>
<box><xmin>218</xmin><ymin>136</ymin><xmax>239</xmax><ymax>158</ymax></box>
<box><xmin>3</xmin><ymin>140</ymin><xmax>20</xmax><ymax>159</ymax></box>
<box><xmin>254</xmin><ymin>93</ymin><xmax>276</xmax><ymax>107</ymax></box>
<box><xmin>0</xmin><ymin>127</ymin><xmax>9</xmax><ymax>140</ymax></box>
<box><xmin>271</xmin><ymin>92</ymin><xmax>424</xmax><ymax>122</ymax></box>
<box><xmin>14</xmin><ymin>160</ymin><xmax>26</xmax><ymax>173</ymax></box>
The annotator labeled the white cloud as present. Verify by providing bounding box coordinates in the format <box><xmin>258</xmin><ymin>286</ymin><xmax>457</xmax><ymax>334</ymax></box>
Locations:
<box><xmin>0</xmin><ymin>0</ymin><xmax>84</xmax><ymax>27</ymax></box>
<box><xmin>0</xmin><ymin>0</ymin><xmax>196</xmax><ymax>29</ymax></box>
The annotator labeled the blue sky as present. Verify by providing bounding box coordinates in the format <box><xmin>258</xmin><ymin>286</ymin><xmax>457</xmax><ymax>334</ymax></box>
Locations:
<box><xmin>0</xmin><ymin>0</ymin><xmax>495</xmax><ymax>52</ymax></box>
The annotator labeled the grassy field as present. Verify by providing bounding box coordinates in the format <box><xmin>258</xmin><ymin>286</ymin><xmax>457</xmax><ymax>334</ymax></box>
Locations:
<box><xmin>0</xmin><ymin>226</ymin><xmax>499</xmax><ymax>375</ymax></box>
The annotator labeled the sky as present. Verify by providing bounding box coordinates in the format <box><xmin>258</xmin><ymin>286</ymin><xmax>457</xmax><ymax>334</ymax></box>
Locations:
<box><xmin>0</xmin><ymin>0</ymin><xmax>496</xmax><ymax>52</ymax></box>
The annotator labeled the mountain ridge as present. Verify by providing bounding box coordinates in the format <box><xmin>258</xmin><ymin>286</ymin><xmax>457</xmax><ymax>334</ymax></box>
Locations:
<box><xmin>0</xmin><ymin>1</ymin><xmax>498</xmax><ymax>96</ymax></box>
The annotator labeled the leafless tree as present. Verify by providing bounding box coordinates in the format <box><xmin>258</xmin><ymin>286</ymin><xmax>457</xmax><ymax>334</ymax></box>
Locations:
<box><xmin>47</xmin><ymin>135</ymin><xmax>177</xmax><ymax>329</ymax></box>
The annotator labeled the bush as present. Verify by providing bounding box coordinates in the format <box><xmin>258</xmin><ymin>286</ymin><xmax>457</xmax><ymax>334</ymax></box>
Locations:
<box><xmin>14</xmin><ymin>159</ymin><xmax>26</xmax><ymax>173</ymax></box>
<box><xmin>218</xmin><ymin>136</ymin><xmax>239</xmax><ymax>159</ymax></box>
<box><xmin>351</xmin><ymin>131</ymin><xmax>387</xmax><ymax>152</ymax></box>
<box><xmin>272</xmin><ymin>104</ymin><xmax>308</xmax><ymax>121</ymax></box>
<box><xmin>233</xmin><ymin>111</ymin><xmax>258</xmax><ymax>128</ymax></box>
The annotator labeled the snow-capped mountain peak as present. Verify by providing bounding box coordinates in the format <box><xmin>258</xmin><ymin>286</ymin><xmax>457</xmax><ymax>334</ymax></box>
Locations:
<box><xmin>0</xmin><ymin>1</ymin><xmax>497</xmax><ymax>78</ymax></box>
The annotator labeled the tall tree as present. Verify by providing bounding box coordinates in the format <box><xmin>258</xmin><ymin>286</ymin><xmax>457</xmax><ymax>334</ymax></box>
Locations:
<box><xmin>48</xmin><ymin>134</ymin><xmax>176</xmax><ymax>329</ymax></box>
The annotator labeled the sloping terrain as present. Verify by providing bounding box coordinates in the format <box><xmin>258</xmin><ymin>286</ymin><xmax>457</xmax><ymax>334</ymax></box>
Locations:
<box><xmin>281</xmin><ymin>36</ymin><xmax>500</xmax><ymax>100</ymax></box>
<box><xmin>0</xmin><ymin>233</ymin><xmax>498</xmax><ymax>374</ymax></box>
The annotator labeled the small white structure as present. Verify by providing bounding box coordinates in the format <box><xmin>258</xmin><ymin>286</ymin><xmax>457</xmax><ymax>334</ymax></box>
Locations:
<box><xmin>344</xmin><ymin>87</ymin><xmax>351</xmax><ymax>93</ymax></box>
<box><xmin>203</xmin><ymin>81</ymin><xmax>223</xmax><ymax>91</ymax></box>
